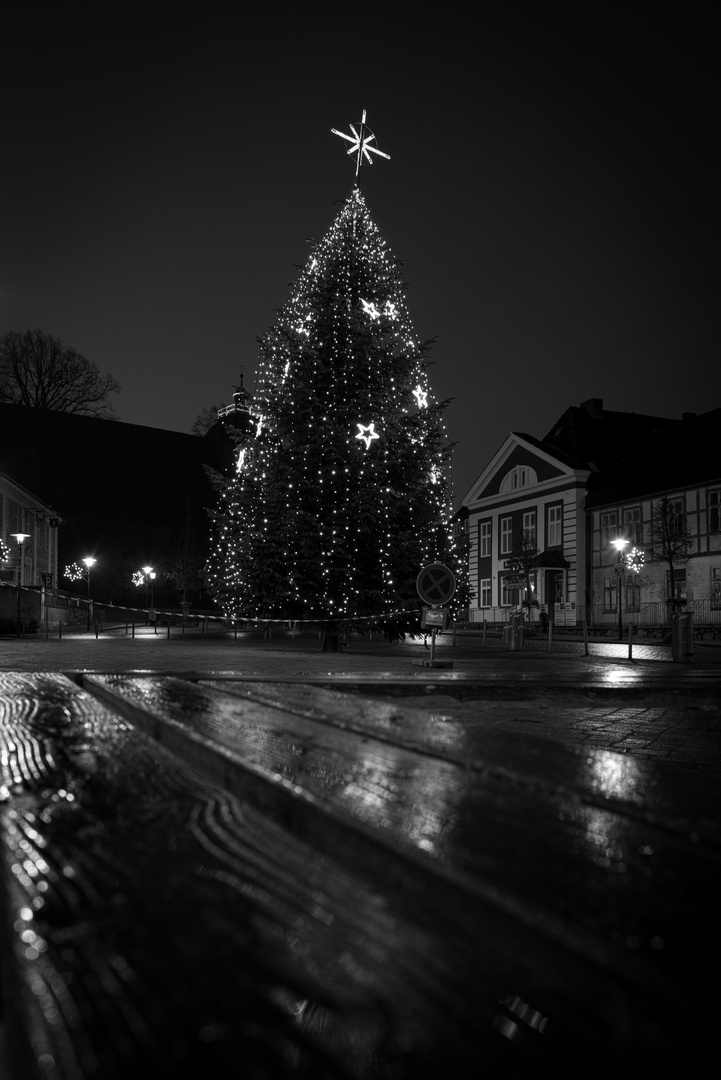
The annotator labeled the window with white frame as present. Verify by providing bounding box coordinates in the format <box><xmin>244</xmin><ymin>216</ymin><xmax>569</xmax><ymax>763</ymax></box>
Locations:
<box><xmin>500</xmin><ymin>516</ymin><xmax>512</xmax><ymax>555</ymax></box>
<box><xmin>480</xmin><ymin>520</ymin><xmax>491</xmax><ymax>558</ymax></box>
<box><xmin>547</xmin><ymin>504</ymin><xmax>562</xmax><ymax>547</ymax></box>
<box><xmin>480</xmin><ymin>578</ymin><xmax>491</xmax><ymax>607</ymax></box>
<box><xmin>622</xmin><ymin>506</ymin><xmax>642</xmax><ymax>545</ymax></box>
<box><xmin>709</xmin><ymin>490</ymin><xmax>720</xmax><ymax>533</ymax></box>
<box><xmin>522</xmin><ymin>510</ymin><xmax>536</xmax><ymax>548</ymax></box>
<box><xmin>712</xmin><ymin>567</ymin><xmax>721</xmax><ymax>609</ymax></box>
<box><xmin>600</xmin><ymin>512</ymin><xmax>618</xmax><ymax>550</ymax></box>
<box><xmin>500</xmin><ymin>465</ymin><xmax>538</xmax><ymax>493</ymax></box>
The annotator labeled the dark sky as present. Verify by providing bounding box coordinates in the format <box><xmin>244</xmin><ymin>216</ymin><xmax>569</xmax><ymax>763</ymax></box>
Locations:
<box><xmin>2</xmin><ymin>11</ymin><xmax>717</xmax><ymax>508</ymax></box>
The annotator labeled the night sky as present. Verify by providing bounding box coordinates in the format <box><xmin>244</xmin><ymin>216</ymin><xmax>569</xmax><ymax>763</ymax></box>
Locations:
<box><xmin>2</xmin><ymin>11</ymin><xmax>717</xmax><ymax>508</ymax></box>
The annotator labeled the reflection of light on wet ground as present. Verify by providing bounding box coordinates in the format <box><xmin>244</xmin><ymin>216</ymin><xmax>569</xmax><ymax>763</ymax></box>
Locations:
<box><xmin>342</xmin><ymin>752</ymin><xmax>458</xmax><ymax>856</ymax></box>
<box><xmin>586</xmin><ymin>750</ymin><xmax>643</xmax><ymax>802</ymax></box>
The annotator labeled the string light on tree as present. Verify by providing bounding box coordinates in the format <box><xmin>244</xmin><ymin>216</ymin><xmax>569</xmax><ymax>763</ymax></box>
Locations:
<box><xmin>205</xmin><ymin>115</ymin><xmax>468</xmax><ymax>645</ymax></box>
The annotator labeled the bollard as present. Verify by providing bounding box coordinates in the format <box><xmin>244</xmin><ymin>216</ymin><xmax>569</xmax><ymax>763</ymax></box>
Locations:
<box><xmin>547</xmin><ymin>620</ymin><xmax>552</xmax><ymax>652</ymax></box>
<box><xmin>482</xmin><ymin>617</ymin><xmax>486</xmax><ymax>649</ymax></box>
<box><xmin>583</xmin><ymin>620</ymin><xmax>589</xmax><ymax>656</ymax></box>
<box><xmin>58</xmin><ymin>621</ymin><xmax>62</xmax><ymax>639</ymax></box>
<box><xmin>671</xmin><ymin>612</ymin><xmax>694</xmax><ymax>662</ymax></box>
<box><xmin>132</xmin><ymin>621</ymin><xmax>135</xmax><ymax>638</ymax></box>
<box><xmin>628</xmin><ymin>623</ymin><xmax>633</xmax><ymax>660</ymax></box>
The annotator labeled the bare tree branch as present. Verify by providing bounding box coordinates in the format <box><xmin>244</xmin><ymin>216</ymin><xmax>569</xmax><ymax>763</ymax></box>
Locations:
<box><xmin>0</xmin><ymin>329</ymin><xmax>121</xmax><ymax>418</ymax></box>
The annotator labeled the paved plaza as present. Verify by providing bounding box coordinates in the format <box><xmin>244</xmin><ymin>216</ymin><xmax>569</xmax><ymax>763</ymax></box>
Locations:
<box><xmin>2</xmin><ymin>625</ymin><xmax>720</xmax><ymax>774</ymax></box>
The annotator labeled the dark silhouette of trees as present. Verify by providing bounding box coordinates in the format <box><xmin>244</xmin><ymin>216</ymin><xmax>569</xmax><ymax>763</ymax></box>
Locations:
<box><xmin>0</xmin><ymin>329</ymin><xmax>120</xmax><ymax>418</ymax></box>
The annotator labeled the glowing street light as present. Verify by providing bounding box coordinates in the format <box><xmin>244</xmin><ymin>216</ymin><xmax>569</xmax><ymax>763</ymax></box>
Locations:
<box><xmin>134</xmin><ymin>565</ymin><xmax>156</xmax><ymax>623</ymax></box>
<box><xmin>610</xmin><ymin>537</ymin><xmax>629</xmax><ymax>641</ymax></box>
<box><xmin>10</xmin><ymin>532</ymin><xmax>31</xmax><ymax>636</ymax></box>
<box><xmin>82</xmin><ymin>557</ymin><xmax>96</xmax><ymax>630</ymax></box>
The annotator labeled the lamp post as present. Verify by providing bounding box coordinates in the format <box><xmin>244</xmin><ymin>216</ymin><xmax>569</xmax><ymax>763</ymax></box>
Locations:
<box><xmin>82</xmin><ymin>557</ymin><xmax>96</xmax><ymax>631</ymax></box>
<box><xmin>10</xmin><ymin>532</ymin><xmax>31</xmax><ymax>636</ymax></box>
<box><xmin>133</xmin><ymin>566</ymin><xmax>156</xmax><ymax>624</ymax></box>
<box><xmin>611</xmin><ymin>538</ymin><xmax>629</xmax><ymax>642</ymax></box>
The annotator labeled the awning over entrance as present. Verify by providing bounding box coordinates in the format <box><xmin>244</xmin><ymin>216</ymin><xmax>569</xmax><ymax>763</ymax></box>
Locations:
<box><xmin>531</xmin><ymin>550</ymin><xmax>570</xmax><ymax>570</ymax></box>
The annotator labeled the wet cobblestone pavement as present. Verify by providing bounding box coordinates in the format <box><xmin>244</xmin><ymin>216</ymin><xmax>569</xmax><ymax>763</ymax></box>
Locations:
<box><xmin>1</xmin><ymin>629</ymin><xmax>720</xmax><ymax>1077</ymax></box>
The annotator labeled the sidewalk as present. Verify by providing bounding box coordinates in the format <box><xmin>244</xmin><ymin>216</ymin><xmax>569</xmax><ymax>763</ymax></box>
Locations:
<box><xmin>2</xmin><ymin>623</ymin><xmax>721</xmax><ymax>675</ymax></box>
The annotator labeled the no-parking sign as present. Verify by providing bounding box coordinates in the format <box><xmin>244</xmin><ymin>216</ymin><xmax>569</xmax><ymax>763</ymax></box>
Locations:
<box><xmin>416</xmin><ymin>563</ymin><xmax>456</xmax><ymax>606</ymax></box>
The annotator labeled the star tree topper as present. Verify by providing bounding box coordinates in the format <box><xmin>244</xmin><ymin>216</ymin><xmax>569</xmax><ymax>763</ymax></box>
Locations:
<box><xmin>331</xmin><ymin>109</ymin><xmax>390</xmax><ymax>180</ymax></box>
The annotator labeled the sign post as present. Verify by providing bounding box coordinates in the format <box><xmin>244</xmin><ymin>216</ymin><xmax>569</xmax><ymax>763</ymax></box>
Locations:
<box><xmin>413</xmin><ymin>563</ymin><xmax>456</xmax><ymax>668</ymax></box>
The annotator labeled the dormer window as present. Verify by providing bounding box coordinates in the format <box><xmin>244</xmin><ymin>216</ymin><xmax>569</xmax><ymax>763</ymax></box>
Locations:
<box><xmin>500</xmin><ymin>465</ymin><xmax>537</xmax><ymax>493</ymax></box>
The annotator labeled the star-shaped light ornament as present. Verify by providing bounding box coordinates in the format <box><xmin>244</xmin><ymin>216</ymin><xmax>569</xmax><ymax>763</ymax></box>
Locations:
<box><xmin>355</xmin><ymin>422</ymin><xmax>380</xmax><ymax>449</ymax></box>
<box><xmin>331</xmin><ymin>110</ymin><xmax>390</xmax><ymax>180</ymax></box>
<box><xmin>361</xmin><ymin>298</ymin><xmax>382</xmax><ymax>320</ymax></box>
<box><xmin>412</xmin><ymin>385</ymin><xmax>428</xmax><ymax>409</ymax></box>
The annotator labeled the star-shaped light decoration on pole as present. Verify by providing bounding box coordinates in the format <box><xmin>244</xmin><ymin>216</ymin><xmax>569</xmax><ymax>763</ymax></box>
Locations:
<box><xmin>355</xmin><ymin>422</ymin><xmax>380</xmax><ymax>450</ymax></box>
<box><xmin>331</xmin><ymin>109</ymin><xmax>390</xmax><ymax>182</ymax></box>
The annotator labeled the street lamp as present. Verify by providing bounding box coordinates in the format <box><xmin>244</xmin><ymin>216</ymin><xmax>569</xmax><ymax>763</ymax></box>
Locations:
<box><xmin>82</xmin><ymin>557</ymin><xmax>96</xmax><ymax>630</ymax></box>
<box><xmin>133</xmin><ymin>566</ymin><xmax>156</xmax><ymax>624</ymax></box>
<box><xmin>10</xmin><ymin>532</ymin><xmax>31</xmax><ymax>636</ymax></box>
<box><xmin>611</xmin><ymin>538</ymin><xmax>629</xmax><ymax>641</ymax></box>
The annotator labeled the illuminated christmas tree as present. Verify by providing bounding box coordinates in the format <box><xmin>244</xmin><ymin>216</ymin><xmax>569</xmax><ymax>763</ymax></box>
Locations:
<box><xmin>207</xmin><ymin>120</ymin><xmax>464</xmax><ymax>645</ymax></box>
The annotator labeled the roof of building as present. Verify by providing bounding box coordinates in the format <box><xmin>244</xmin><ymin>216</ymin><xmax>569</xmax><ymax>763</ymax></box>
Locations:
<box><xmin>540</xmin><ymin>399</ymin><xmax>677</xmax><ymax>479</ymax></box>
<box><xmin>0</xmin><ymin>404</ymin><xmax>226</xmax><ymax>571</ymax></box>
<box><xmin>585</xmin><ymin>407</ymin><xmax>721</xmax><ymax>507</ymax></box>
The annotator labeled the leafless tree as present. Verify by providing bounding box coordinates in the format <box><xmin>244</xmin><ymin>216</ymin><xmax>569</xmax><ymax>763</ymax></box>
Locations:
<box><xmin>191</xmin><ymin>404</ymin><xmax>224</xmax><ymax>436</ymax></box>
<box><xmin>647</xmin><ymin>496</ymin><xmax>692</xmax><ymax>612</ymax></box>
<box><xmin>0</xmin><ymin>329</ymin><xmax>120</xmax><ymax>418</ymax></box>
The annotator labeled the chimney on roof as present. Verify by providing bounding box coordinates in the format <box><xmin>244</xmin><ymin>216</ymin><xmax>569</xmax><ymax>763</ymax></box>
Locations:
<box><xmin>681</xmin><ymin>412</ymin><xmax>697</xmax><ymax>421</ymax></box>
<box><xmin>580</xmin><ymin>398</ymin><xmax>603</xmax><ymax>418</ymax></box>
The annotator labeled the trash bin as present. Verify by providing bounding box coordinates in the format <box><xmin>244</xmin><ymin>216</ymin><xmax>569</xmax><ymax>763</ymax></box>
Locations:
<box><xmin>505</xmin><ymin>614</ymin><xmax>524</xmax><ymax>651</ymax></box>
<box><xmin>671</xmin><ymin>612</ymin><xmax>694</xmax><ymax>662</ymax></box>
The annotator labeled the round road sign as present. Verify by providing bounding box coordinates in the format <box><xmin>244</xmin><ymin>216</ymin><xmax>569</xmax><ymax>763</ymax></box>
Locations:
<box><xmin>416</xmin><ymin>563</ymin><xmax>456</xmax><ymax>606</ymax></box>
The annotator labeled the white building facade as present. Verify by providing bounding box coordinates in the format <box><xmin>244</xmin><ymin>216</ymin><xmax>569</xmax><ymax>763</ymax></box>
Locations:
<box><xmin>462</xmin><ymin>434</ymin><xmax>590</xmax><ymax>624</ymax></box>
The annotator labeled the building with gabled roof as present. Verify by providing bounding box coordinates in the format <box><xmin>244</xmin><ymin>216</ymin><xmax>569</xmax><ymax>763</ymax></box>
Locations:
<box><xmin>460</xmin><ymin>398</ymin><xmax>678</xmax><ymax>624</ymax></box>
<box><xmin>585</xmin><ymin>407</ymin><xmax>721</xmax><ymax>630</ymax></box>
